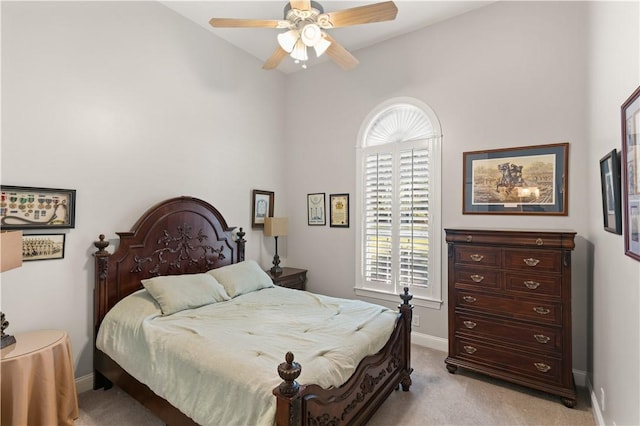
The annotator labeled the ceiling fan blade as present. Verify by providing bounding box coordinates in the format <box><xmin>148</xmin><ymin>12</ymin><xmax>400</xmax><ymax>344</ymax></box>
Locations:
<box><xmin>290</xmin><ymin>0</ymin><xmax>311</xmax><ymax>11</ymax></box>
<box><xmin>209</xmin><ymin>18</ymin><xmax>283</xmax><ymax>28</ymax></box>
<box><xmin>324</xmin><ymin>1</ymin><xmax>398</xmax><ymax>28</ymax></box>
<box><xmin>263</xmin><ymin>46</ymin><xmax>289</xmax><ymax>70</ymax></box>
<box><xmin>324</xmin><ymin>34</ymin><xmax>359</xmax><ymax>70</ymax></box>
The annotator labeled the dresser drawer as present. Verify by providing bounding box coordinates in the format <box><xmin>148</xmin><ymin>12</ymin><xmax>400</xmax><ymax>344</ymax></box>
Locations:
<box><xmin>453</xmin><ymin>268</ymin><xmax>500</xmax><ymax>291</ymax></box>
<box><xmin>454</xmin><ymin>246</ymin><xmax>500</xmax><ymax>267</ymax></box>
<box><xmin>455</xmin><ymin>313</ymin><xmax>562</xmax><ymax>354</ymax></box>
<box><xmin>503</xmin><ymin>249</ymin><xmax>563</xmax><ymax>273</ymax></box>
<box><xmin>456</xmin><ymin>291</ymin><xmax>562</xmax><ymax>325</ymax></box>
<box><xmin>505</xmin><ymin>272</ymin><xmax>562</xmax><ymax>298</ymax></box>
<box><xmin>453</xmin><ymin>338</ymin><xmax>563</xmax><ymax>385</ymax></box>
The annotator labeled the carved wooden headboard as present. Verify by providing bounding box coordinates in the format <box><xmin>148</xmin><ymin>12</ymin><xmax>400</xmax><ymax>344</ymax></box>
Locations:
<box><xmin>92</xmin><ymin>196</ymin><xmax>245</xmax><ymax>336</ymax></box>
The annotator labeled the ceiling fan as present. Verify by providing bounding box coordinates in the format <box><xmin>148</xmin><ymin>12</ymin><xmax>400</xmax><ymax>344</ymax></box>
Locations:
<box><xmin>209</xmin><ymin>1</ymin><xmax>398</xmax><ymax>71</ymax></box>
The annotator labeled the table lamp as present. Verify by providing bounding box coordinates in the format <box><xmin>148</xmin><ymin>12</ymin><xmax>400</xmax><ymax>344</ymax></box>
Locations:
<box><xmin>1</xmin><ymin>230</ymin><xmax>22</xmax><ymax>348</ymax></box>
<box><xmin>264</xmin><ymin>217</ymin><xmax>287</xmax><ymax>275</ymax></box>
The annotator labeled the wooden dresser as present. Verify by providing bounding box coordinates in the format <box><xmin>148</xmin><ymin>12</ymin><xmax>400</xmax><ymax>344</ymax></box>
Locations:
<box><xmin>444</xmin><ymin>228</ymin><xmax>577</xmax><ymax>407</ymax></box>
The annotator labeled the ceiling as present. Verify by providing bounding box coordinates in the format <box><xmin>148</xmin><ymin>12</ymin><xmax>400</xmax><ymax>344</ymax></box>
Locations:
<box><xmin>161</xmin><ymin>1</ymin><xmax>494</xmax><ymax>74</ymax></box>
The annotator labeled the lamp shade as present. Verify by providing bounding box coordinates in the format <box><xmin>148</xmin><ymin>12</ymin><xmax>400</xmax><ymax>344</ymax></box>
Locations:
<box><xmin>264</xmin><ymin>217</ymin><xmax>288</xmax><ymax>237</ymax></box>
<box><xmin>277</xmin><ymin>29</ymin><xmax>299</xmax><ymax>53</ymax></box>
<box><xmin>313</xmin><ymin>35</ymin><xmax>331</xmax><ymax>57</ymax></box>
<box><xmin>290</xmin><ymin>38</ymin><xmax>308</xmax><ymax>61</ymax></box>
<box><xmin>0</xmin><ymin>231</ymin><xmax>22</xmax><ymax>272</ymax></box>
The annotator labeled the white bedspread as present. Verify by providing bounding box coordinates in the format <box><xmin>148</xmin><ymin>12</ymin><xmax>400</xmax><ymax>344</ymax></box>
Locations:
<box><xmin>96</xmin><ymin>286</ymin><xmax>397</xmax><ymax>426</ymax></box>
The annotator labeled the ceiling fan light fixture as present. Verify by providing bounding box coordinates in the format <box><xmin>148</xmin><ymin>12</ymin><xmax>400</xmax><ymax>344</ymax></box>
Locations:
<box><xmin>300</xmin><ymin>23</ymin><xmax>322</xmax><ymax>47</ymax></box>
<box><xmin>313</xmin><ymin>34</ymin><xmax>331</xmax><ymax>57</ymax></box>
<box><xmin>290</xmin><ymin>38</ymin><xmax>308</xmax><ymax>61</ymax></box>
<box><xmin>277</xmin><ymin>29</ymin><xmax>299</xmax><ymax>53</ymax></box>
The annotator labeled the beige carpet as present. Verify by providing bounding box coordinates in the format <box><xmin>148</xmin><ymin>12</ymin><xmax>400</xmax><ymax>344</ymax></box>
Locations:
<box><xmin>76</xmin><ymin>345</ymin><xmax>595</xmax><ymax>426</ymax></box>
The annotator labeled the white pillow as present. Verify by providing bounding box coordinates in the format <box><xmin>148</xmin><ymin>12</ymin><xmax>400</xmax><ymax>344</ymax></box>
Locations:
<box><xmin>142</xmin><ymin>273</ymin><xmax>230</xmax><ymax>316</ymax></box>
<box><xmin>207</xmin><ymin>260</ymin><xmax>274</xmax><ymax>298</ymax></box>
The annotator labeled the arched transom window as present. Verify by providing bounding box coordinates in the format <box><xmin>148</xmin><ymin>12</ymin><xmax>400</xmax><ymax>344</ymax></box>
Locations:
<box><xmin>355</xmin><ymin>98</ymin><xmax>442</xmax><ymax>308</ymax></box>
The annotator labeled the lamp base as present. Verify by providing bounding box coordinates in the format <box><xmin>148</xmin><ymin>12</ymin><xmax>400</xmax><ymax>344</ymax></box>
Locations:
<box><xmin>270</xmin><ymin>265</ymin><xmax>283</xmax><ymax>275</ymax></box>
<box><xmin>0</xmin><ymin>311</ymin><xmax>16</xmax><ymax>349</ymax></box>
<box><xmin>1</xmin><ymin>334</ymin><xmax>16</xmax><ymax>349</ymax></box>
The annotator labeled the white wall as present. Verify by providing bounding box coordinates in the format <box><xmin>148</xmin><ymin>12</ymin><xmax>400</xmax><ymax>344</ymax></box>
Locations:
<box><xmin>586</xmin><ymin>2</ymin><xmax>640</xmax><ymax>425</ymax></box>
<box><xmin>1</xmin><ymin>1</ymin><xmax>286</xmax><ymax>377</ymax></box>
<box><xmin>284</xmin><ymin>0</ymin><xmax>591</xmax><ymax>371</ymax></box>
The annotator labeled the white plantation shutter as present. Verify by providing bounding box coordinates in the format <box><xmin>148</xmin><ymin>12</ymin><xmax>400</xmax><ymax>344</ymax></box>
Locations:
<box><xmin>364</xmin><ymin>153</ymin><xmax>393</xmax><ymax>286</ymax></box>
<box><xmin>399</xmin><ymin>148</ymin><xmax>429</xmax><ymax>289</ymax></box>
<box><xmin>356</xmin><ymin>98</ymin><xmax>442</xmax><ymax>307</ymax></box>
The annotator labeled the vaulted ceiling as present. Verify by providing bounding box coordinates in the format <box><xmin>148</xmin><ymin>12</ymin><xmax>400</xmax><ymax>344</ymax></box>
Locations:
<box><xmin>161</xmin><ymin>1</ymin><xmax>494</xmax><ymax>73</ymax></box>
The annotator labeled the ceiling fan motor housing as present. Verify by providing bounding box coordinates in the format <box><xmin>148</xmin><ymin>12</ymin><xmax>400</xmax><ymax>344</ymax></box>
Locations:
<box><xmin>283</xmin><ymin>1</ymin><xmax>325</xmax><ymax>19</ymax></box>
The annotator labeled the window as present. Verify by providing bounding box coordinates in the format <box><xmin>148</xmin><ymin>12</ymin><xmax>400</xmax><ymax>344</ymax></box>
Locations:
<box><xmin>355</xmin><ymin>98</ymin><xmax>442</xmax><ymax>309</ymax></box>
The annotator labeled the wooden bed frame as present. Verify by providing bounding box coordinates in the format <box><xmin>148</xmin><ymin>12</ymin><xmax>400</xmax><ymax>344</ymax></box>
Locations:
<box><xmin>92</xmin><ymin>196</ymin><xmax>413</xmax><ymax>426</ymax></box>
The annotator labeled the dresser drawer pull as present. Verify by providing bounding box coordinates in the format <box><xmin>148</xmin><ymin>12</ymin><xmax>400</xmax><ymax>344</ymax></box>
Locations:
<box><xmin>533</xmin><ymin>306</ymin><xmax>550</xmax><ymax>315</ymax></box>
<box><xmin>536</xmin><ymin>238</ymin><xmax>544</xmax><ymax>246</ymax></box>
<box><xmin>470</xmin><ymin>274</ymin><xmax>484</xmax><ymax>283</ymax></box>
<box><xmin>534</xmin><ymin>334</ymin><xmax>551</xmax><ymax>344</ymax></box>
<box><xmin>523</xmin><ymin>258</ymin><xmax>540</xmax><ymax>267</ymax></box>
<box><xmin>524</xmin><ymin>280</ymin><xmax>540</xmax><ymax>289</ymax></box>
<box><xmin>463</xmin><ymin>321</ymin><xmax>477</xmax><ymax>329</ymax></box>
<box><xmin>534</xmin><ymin>362</ymin><xmax>551</xmax><ymax>373</ymax></box>
<box><xmin>463</xmin><ymin>296</ymin><xmax>477</xmax><ymax>303</ymax></box>
<box><xmin>466</xmin><ymin>235</ymin><xmax>473</xmax><ymax>242</ymax></box>
<box><xmin>463</xmin><ymin>345</ymin><xmax>477</xmax><ymax>354</ymax></box>
<box><xmin>469</xmin><ymin>254</ymin><xmax>484</xmax><ymax>262</ymax></box>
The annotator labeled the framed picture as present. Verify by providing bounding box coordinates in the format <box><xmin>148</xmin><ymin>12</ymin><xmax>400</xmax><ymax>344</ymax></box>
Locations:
<box><xmin>621</xmin><ymin>86</ymin><xmax>640</xmax><ymax>260</ymax></box>
<box><xmin>329</xmin><ymin>193</ymin><xmax>349</xmax><ymax>228</ymax></box>
<box><xmin>463</xmin><ymin>142</ymin><xmax>569</xmax><ymax>215</ymax></box>
<box><xmin>251</xmin><ymin>189</ymin><xmax>274</xmax><ymax>229</ymax></box>
<box><xmin>307</xmin><ymin>193</ymin><xmax>326</xmax><ymax>226</ymax></box>
<box><xmin>599</xmin><ymin>149</ymin><xmax>622</xmax><ymax>234</ymax></box>
<box><xmin>22</xmin><ymin>233</ymin><xmax>65</xmax><ymax>261</ymax></box>
<box><xmin>0</xmin><ymin>186</ymin><xmax>76</xmax><ymax>229</ymax></box>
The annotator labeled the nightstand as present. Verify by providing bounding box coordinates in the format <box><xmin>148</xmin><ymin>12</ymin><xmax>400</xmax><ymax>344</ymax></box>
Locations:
<box><xmin>267</xmin><ymin>267</ymin><xmax>307</xmax><ymax>290</ymax></box>
<box><xmin>1</xmin><ymin>329</ymin><xmax>79</xmax><ymax>425</ymax></box>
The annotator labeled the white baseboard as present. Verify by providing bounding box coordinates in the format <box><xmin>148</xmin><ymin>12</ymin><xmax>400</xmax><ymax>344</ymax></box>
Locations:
<box><xmin>587</xmin><ymin>376</ymin><xmax>605</xmax><ymax>426</ymax></box>
<box><xmin>411</xmin><ymin>330</ymin><xmax>448</xmax><ymax>352</ymax></box>
<box><xmin>573</xmin><ymin>368</ymin><xmax>587</xmax><ymax>387</ymax></box>
<box><xmin>75</xmin><ymin>373</ymin><xmax>94</xmax><ymax>394</ymax></box>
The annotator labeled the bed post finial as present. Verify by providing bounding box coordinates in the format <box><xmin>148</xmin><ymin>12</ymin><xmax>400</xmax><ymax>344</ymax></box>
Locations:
<box><xmin>277</xmin><ymin>352</ymin><xmax>301</xmax><ymax>396</ymax></box>
<box><xmin>236</xmin><ymin>227</ymin><xmax>246</xmax><ymax>262</ymax></box>
<box><xmin>273</xmin><ymin>352</ymin><xmax>302</xmax><ymax>426</ymax></box>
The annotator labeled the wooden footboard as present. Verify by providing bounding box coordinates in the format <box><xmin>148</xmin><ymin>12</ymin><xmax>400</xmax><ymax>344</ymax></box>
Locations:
<box><xmin>273</xmin><ymin>288</ymin><xmax>413</xmax><ymax>426</ymax></box>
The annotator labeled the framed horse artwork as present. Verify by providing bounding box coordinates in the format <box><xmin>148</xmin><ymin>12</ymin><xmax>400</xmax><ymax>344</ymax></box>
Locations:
<box><xmin>462</xmin><ymin>143</ymin><xmax>569</xmax><ymax>215</ymax></box>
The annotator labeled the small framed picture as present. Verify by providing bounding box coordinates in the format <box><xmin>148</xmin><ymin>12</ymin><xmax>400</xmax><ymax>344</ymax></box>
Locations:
<box><xmin>599</xmin><ymin>149</ymin><xmax>622</xmax><ymax>234</ymax></box>
<box><xmin>22</xmin><ymin>233</ymin><xmax>65</xmax><ymax>261</ymax></box>
<box><xmin>622</xmin><ymin>86</ymin><xmax>640</xmax><ymax>260</ymax></box>
<box><xmin>1</xmin><ymin>186</ymin><xmax>76</xmax><ymax>229</ymax></box>
<box><xmin>307</xmin><ymin>193</ymin><xmax>326</xmax><ymax>226</ymax></box>
<box><xmin>330</xmin><ymin>193</ymin><xmax>349</xmax><ymax>228</ymax></box>
<box><xmin>251</xmin><ymin>189</ymin><xmax>274</xmax><ymax>229</ymax></box>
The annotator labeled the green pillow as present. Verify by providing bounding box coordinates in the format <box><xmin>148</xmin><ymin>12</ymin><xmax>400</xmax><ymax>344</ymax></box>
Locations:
<box><xmin>207</xmin><ymin>260</ymin><xmax>274</xmax><ymax>298</ymax></box>
<box><xmin>142</xmin><ymin>273</ymin><xmax>230</xmax><ymax>315</ymax></box>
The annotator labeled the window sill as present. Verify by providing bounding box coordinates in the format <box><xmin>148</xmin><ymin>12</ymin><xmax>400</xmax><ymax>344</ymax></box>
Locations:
<box><xmin>354</xmin><ymin>287</ymin><xmax>443</xmax><ymax>310</ymax></box>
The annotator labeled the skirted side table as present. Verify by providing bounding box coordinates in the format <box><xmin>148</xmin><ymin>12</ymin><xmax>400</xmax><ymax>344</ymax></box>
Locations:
<box><xmin>1</xmin><ymin>329</ymin><xmax>79</xmax><ymax>425</ymax></box>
